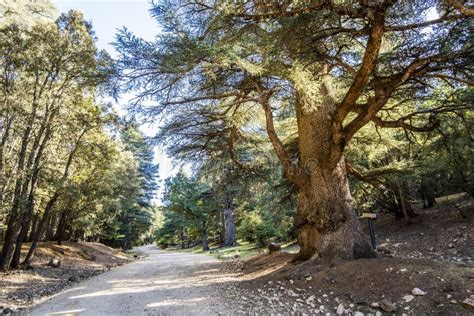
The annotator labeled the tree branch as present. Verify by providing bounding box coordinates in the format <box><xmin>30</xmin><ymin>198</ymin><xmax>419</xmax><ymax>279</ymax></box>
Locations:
<box><xmin>257</xmin><ymin>84</ymin><xmax>308</xmax><ymax>188</ymax></box>
<box><xmin>446</xmin><ymin>0</ymin><xmax>474</xmax><ymax>17</ymax></box>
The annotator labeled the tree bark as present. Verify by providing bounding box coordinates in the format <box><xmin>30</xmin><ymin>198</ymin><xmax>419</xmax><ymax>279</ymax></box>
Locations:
<box><xmin>54</xmin><ymin>210</ymin><xmax>68</xmax><ymax>245</ymax></box>
<box><xmin>0</xmin><ymin>101</ymin><xmax>38</xmax><ymax>271</ymax></box>
<box><xmin>222</xmin><ymin>192</ymin><xmax>236</xmax><ymax>246</ymax></box>
<box><xmin>294</xmin><ymin>156</ymin><xmax>374</xmax><ymax>261</ymax></box>
<box><xmin>261</xmin><ymin>78</ymin><xmax>374</xmax><ymax>262</ymax></box>
<box><xmin>201</xmin><ymin>224</ymin><xmax>209</xmax><ymax>251</ymax></box>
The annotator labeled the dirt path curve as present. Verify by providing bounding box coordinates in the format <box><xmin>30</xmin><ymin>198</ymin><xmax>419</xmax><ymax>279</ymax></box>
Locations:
<box><xmin>29</xmin><ymin>245</ymin><xmax>234</xmax><ymax>315</ymax></box>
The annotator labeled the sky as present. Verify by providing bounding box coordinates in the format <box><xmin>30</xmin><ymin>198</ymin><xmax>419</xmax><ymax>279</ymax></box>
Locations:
<box><xmin>54</xmin><ymin>0</ymin><xmax>180</xmax><ymax>199</ymax></box>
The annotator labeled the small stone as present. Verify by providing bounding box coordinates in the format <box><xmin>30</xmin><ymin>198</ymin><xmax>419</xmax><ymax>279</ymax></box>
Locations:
<box><xmin>354</xmin><ymin>312</ymin><xmax>364</xmax><ymax>316</ymax></box>
<box><xmin>305</xmin><ymin>276</ymin><xmax>312</xmax><ymax>281</ymax></box>
<box><xmin>319</xmin><ymin>305</ymin><xmax>325</xmax><ymax>310</ymax></box>
<box><xmin>403</xmin><ymin>295</ymin><xmax>415</xmax><ymax>303</ymax></box>
<box><xmin>412</xmin><ymin>288</ymin><xmax>427</xmax><ymax>296</ymax></box>
<box><xmin>268</xmin><ymin>243</ymin><xmax>281</xmax><ymax>254</ymax></box>
<box><xmin>289</xmin><ymin>280</ymin><xmax>294</xmax><ymax>284</ymax></box>
<box><xmin>450</xmin><ymin>300</ymin><xmax>457</xmax><ymax>304</ymax></box>
<box><xmin>375</xmin><ymin>311</ymin><xmax>382</xmax><ymax>316</ymax></box>
<box><xmin>336</xmin><ymin>303</ymin><xmax>344</xmax><ymax>315</ymax></box>
<box><xmin>461</xmin><ymin>298</ymin><xmax>474</xmax><ymax>310</ymax></box>
<box><xmin>47</xmin><ymin>257</ymin><xmax>61</xmax><ymax>268</ymax></box>
<box><xmin>371</xmin><ymin>302</ymin><xmax>379</xmax><ymax>308</ymax></box>
<box><xmin>380</xmin><ymin>300</ymin><xmax>397</xmax><ymax>312</ymax></box>
<box><xmin>400</xmin><ymin>268</ymin><xmax>407</xmax><ymax>272</ymax></box>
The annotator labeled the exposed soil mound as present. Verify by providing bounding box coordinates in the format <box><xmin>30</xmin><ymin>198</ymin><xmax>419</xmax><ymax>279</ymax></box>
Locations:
<box><xmin>0</xmin><ymin>242</ymin><xmax>131</xmax><ymax>311</ymax></box>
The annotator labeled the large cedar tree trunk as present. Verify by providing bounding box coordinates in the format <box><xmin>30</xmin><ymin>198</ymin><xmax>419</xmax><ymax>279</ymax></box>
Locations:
<box><xmin>291</xmin><ymin>85</ymin><xmax>374</xmax><ymax>261</ymax></box>
<box><xmin>294</xmin><ymin>157</ymin><xmax>373</xmax><ymax>260</ymax></box>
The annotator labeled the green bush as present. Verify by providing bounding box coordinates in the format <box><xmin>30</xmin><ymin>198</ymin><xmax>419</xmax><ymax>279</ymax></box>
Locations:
<box><xmin>237</xmin><ymin>209</ymin><xmax>277</xmax><ymax>246</ymax></box>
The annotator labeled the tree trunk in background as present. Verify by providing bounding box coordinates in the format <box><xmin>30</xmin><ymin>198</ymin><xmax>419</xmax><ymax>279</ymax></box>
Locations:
<box><xmin>179</xmin><ymin>227</ymin><xmax>185</xmax><ymax>249</ymax></box>
<box><xmin>0</xmin><ymin>100</ymin><xmax>38</xmax><ymax>271</ymax></box>
<box><xmin>397</xmin><ymin>182</ymin><xmax>411</xmax><ymax>224</ymax></box>
<box><xmin>0</xmin><ymin>114</ymin><xmax>13</xmax><ymax>211</ymax></box>
<box><xmin>45</xmin><ymin>215</ymin><xmax>56</xmax><ymax>241</ymax></box>
<box><xmin>54</xmin><ymin>210</ymin><xmax>68</xmax><ymax>245</ymax></box>
<box><xmin>22</xmin><ymin>130</ymin><xmax>84</xmax><ymax>267</ymax></box>
<box><xmin>10</xmin><ymin>215</ymin><xmax>31</xmax><ymax>269</ymax></box>
<box><xmin>222</xmin><ymin>193</ymin><xmax>236</xmax><ymax>246</ymax></box>
<box><xmin>22</xmin><ymin>194</ymin><xmax>58</xmax><ymax>267</ymax></box>
<box><xmin>421</xmin><ymin>178</ymin><xmax>437</xmax><ymax>208</ymax></box>
<box><xmin>201</xmin><ymin>224</ymin><xmax>209</xmax><ymax>251</ymax></box>
<box><xmin>28</xmin><ymin>213</ymin><xmax>38</xmax><ymax>242</ymax></box>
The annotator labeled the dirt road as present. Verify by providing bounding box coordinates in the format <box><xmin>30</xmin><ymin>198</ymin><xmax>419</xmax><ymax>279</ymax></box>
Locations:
<box><xmin>29</xmin><ymin>245</ymin><xmax>234</xmax><ymax>315</ymax></box>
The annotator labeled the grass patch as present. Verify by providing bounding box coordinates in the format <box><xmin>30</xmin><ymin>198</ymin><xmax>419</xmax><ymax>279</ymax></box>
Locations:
<box><xmin>211</xmin><ymin>241</ymin><xmax>263</xmax><ymax>260</ymax></box>
<box><xmin>167</xmin><ymin>240</ymin><xmax>300</xmax><ymax>260</ymax></box>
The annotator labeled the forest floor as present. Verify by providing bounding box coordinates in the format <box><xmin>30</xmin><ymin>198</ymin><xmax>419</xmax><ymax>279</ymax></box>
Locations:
<box><xmin>0</xmin><ymin>241</ymin><xmax>132</xmax><ymax>313</ymax></box>
<box><xmin>219</xmin><ymin>198</ymin><xmax>474</xmax><ymax>314</ymax></box>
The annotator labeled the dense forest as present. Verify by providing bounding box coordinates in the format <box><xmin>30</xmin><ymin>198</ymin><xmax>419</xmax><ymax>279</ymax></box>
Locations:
<box><xmin>0</xmin><ymin>0</ymin><xmax>473</xmax><ymax>274</ymax></box>
<box><xmin>0</xmin><ymin>10</ymin><xmax>159</xmax><ymax>271</ymax></box>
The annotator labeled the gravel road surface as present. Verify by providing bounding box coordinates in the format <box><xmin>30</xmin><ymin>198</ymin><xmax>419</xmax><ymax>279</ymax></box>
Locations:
<box><xmin>29</xmin><ymin>245</ymin><xmax>233</xmax><ymax>315</ymax></box>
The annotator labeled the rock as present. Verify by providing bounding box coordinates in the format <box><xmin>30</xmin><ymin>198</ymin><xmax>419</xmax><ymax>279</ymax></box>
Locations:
<box><xmin>47</xmin><ymin>258</ymin><xmax>61</xmax><ymax>268</ymax></box>
<box><xmin>336</xmin><ymin>303</ymin><xmax>345</xmax><ymax>315</ymax></box>
<box><xmin>371</xmin><ymin>302</ymin><xmax>379</xmax><ymax>308</ymax></box>
<box><xmin>461</xmin><ymin>298</ymin><xmax>474</xmax><ymax>310</ymax></box>
<box><xmin>412</xmin><ymin>288</ymin><xmax>427</xmax><ymax>296</ymax></box>
<box><xmin>380</xmin><ymin>300</ymin><xmax>397</xmax><ymax>312</ymax></box>
<box><xmin>354</xmin><ymin>312</ymin><xmax>364</xmax><ymax>316</ymax></box>
<box><xmin>268</xmin><ymin>243</ymin><xmax>281</xmax><ymax>254</ymax></box>
<box><xmin>375</xmin><ymin>311</ymin><xmax>382</xmax><ymax>316</ymax></box>
<box><xmin>403</xmin><ymin>295</ymin><xmax>415</xmax><ymax>303</ymax></box>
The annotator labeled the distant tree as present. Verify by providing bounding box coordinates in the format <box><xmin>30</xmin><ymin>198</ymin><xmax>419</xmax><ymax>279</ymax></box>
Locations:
<box><xmin>162</xmin><ymin>172</ymin><xmax>218</xmax><ymax>251</ymax></box>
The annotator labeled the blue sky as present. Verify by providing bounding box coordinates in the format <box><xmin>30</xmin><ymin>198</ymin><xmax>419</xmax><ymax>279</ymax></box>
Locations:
<box><xmin>55</xmin><ymin>0</ymin><xmax>178</xmax><ymax>198</ymax></box>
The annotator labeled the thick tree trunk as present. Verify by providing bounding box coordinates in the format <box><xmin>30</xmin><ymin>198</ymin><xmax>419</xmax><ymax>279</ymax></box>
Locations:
<box><xmin>291</xmin><ymin>82</ymin><xmax>374</xmax><ymax>261</ymax></box>
<box><xmin>222</xmin><ymin>193</ymin><xmax>236</xmax><ymax>247</ymax></box>
<box><xmin>294</xmin><ymin>157</ymin><xmax>374</xmax><ymax>261</ymax></box>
